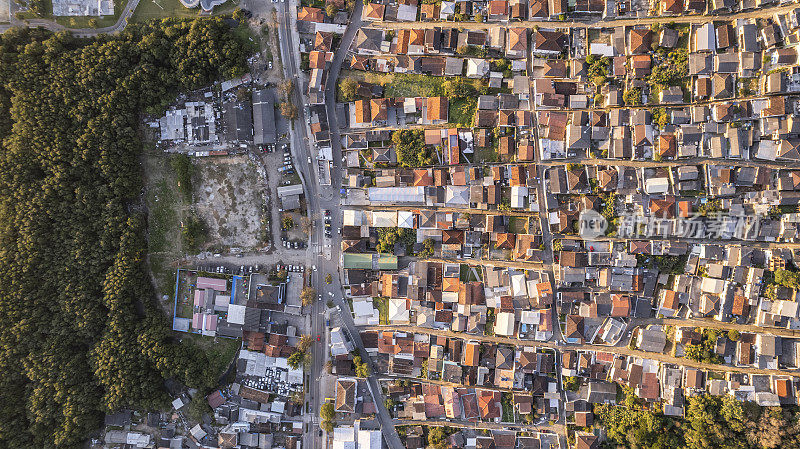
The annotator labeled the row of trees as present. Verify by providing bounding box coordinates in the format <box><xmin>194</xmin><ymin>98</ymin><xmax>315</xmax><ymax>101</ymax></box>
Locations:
<box><xmin>0</xmin><ymin>18</ymin><xmax>252</xmax><ymax>448</ymax></box>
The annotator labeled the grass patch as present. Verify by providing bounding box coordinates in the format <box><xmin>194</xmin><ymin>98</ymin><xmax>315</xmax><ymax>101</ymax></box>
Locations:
<box><xmin>449</xmin><ymin>97</ymin><xmax>476</xmax><ymax>127</ymax></box>
<box><xmin>131</xmin><ymin>0</ymin><xmax>235</xmax><ymax>23</ymax></box>
<box><xmin>475</xmin><ymin>144</ymin><xmax>500</xmax><ymax>163</ymax></box>
<box><xmin>501</xmin><ymin>392</ymin><xmax>514</xmax><ymax>422</ymax></box>
<box><xmin>149</xmin><ymin>254</ymin><xmax>179</xmax><ymax>306</ymax></box>
<box><xmin>145</xmin><ymin>155</ymin><xmax>181</xmax><ymax>255</ymax></box>
<box><xmin>459</xmin><ymin>264</ymin><xmax>482</xmax><ymax>282</ymax></box>
<box><xmin>373</xmin><ymin>297</ymin><xmax>389</xmax><ymax>325</ymax></box>
<box><xmin>508</xmin><ymin>216</ymin><xmax>529</xmax><ymax>234</ymax></box>
<box><xmin>485</xmin><ymin>310</ymin><xmax>495</xmax><ymax>336</ymax></box>
<box><xmin>183</xmin><ymin>333</ymin><xmax>241</xmax><ymax>379</ymax></box>
<box><xmin>346</xmin><ymin>71</ymin><xmax>449</xmax><ymax>98</ymax></box>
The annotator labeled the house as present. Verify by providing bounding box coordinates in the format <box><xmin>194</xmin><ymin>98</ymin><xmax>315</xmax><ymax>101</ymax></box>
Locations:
<box><xmin>628</xmin><ymin>29</ymin><xmax>652</xmax><ymax>55</ymax></box>
<box><xmin>335</xmin><ymin>378</ymin><xmax>357</xmax><ymax>413</ymax></box>
<box><xmin>637</xmin><ymin>326</ymin><xmax>667</xmax><ymax>352</ymax></box>
<box><xmin>506</xmin><ymin>28</ymin><xmax>528</xmax><ymax>59</ymax></box>
<box><xmin>362</xmin><ymin>2</ymin><xmax>385</xmax><ymax>20</ymax></box>
<box><xmin>427</xmin><ymin>97</ymin><xmax>449</xmax><ymax>124</ymax></box>
<box><xmin>532</xmin><ymin>29</ymin><xmax>566</xmax><ymax>56</ymax></box>
<box><xmin>478</xmin><ymin>390</ymin><xmax>502</xmax><ymax>420</ymax></box>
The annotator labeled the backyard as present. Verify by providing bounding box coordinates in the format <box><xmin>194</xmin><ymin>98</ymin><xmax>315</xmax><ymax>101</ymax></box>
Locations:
<box><xmin>373</xmin><ymin>297</ymin><xmax>389</xmax><ymax>325</ymax></box>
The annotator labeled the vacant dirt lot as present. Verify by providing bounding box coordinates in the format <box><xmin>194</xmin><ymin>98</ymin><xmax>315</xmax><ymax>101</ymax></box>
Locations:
<box><xmin>193</xmin><ymin>155</ymin><xmax>267</xmax><ymax>250</ymax></box>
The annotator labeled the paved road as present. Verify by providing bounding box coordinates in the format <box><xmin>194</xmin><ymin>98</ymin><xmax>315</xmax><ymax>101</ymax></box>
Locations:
<box><xmin>319</xmin><ymin>3</ymin><xmax>407</xmax><ymax>449</ymax></box>
<box><xmin>393</xmin><ymin>418</ymin><xmax>565</xmax><ymax>435</ymax></box>
<box><xmin>272</xmin><ymin>4</ymin><xmax>329</xmax><ymax>449</ymax></box>
<box><xmin>369</xmin><ymin>3</ymin><xmax>800</xmax><ymax>29</ymax></box>
<box><xmin>274</xmin><ymin>2</ymin><xmax>404</xmax><ymax>449</ymax></box>
<box><xmin>360</xmin><ymin>324</ymin><xmax>800</xmax><ymax>378</ymax></box>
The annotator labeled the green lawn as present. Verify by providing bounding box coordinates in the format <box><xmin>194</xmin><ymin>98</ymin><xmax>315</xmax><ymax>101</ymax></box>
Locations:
<box><xmin>459</xmin><ymin>264</ymin><xmax>482</xmax><ymax>282</ymax></box>
<box><xmin>485</xmin><ymin>312</ymin><xmax>495</xmax><ymax>336</ymax></box>
<box><xmin>475</xmin><ymin>144</ymin><xmax>499</xmax><ymax>163</ymax></box>
<box><xmin>131</xmin><ymin>0</ymin><xmax>236</xmax><ymax>23</ymax></box>
<box><xmin>145</xmin><ymin>156</ymin><xmax>181</xmax><ymax>255</ymax></box>
<box><xmin>508</xmin><ymin>216</ymin><xmax>529</xmax><ymax>234</ymax></box>
<box><xmin>183</xmin><ymin>333</ymin><xmax>241</xmax><ymax>379</ymax></box>
<box><xmin>449</xmin><ymin>97</ymin><xmax>476</xmax><ymax>127</ymax></box>
<box><xmin>501</xmin><ymin>393</ymin><xmax>514</xmax><ymax>423</ymax></box>
<box><xmin>373</xmin><ymin>297</ymin><xmax>389</xmax><ymax>325</ymax></box>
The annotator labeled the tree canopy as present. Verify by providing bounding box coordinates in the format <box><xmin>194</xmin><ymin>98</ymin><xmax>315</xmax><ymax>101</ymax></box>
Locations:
<box><xmin>0</xmin><ymin>18</ymin><xmax>252</xmax><ymax>448</ymax></box>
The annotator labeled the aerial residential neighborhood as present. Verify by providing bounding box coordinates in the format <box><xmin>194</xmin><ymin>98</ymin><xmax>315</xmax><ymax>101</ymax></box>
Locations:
<box><xmin>7</xmin><ymin>0</ymin><xmax>800</xmax><ymax>446</ymax></box>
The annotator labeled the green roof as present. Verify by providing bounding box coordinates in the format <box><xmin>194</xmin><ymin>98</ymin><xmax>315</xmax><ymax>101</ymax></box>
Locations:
<box><xmin>343</xmin><ymin>253</ymin><xmax>373</xmax><ymax>269</ymax></box>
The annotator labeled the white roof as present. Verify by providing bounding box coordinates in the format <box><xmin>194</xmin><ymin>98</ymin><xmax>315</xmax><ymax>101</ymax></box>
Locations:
<box><xmin>358</xmin><ymin>429</ymin><xmax>383</xmax><ymax>449</ymax></box>
<box><xmin>495</xmin><ymin>312</ymin><xmax>516</xmax><ymax>336</ymax></box>
<box><xmin>353</xmin><ymin>298</ymin><xmax>376</xmax><ymax>317</ymax></box>
<box><xmin>372</xmin><ymin>211</ymin><xmax>398</xmax><ymax>227</ymax></box>
<box><xmin>520</xmin><ymin>310</ymin><xmax>539</xmax><ymax>324</ymax></box>
<box><xmin>442</xmin><ymin>291</ymin><xmax>459</xmax><ymax>303</ymax></box>
<box><xmin>644</xmin><ymin>177</ymin><xmax>669</xmax><ymax>194</ymax></box>
<box><xmin>239</xmin><ymin>349</ymin><xmax>268</xmax><ymax>377</ymax></box>
<box><xmin>700</xmin><ymin>277</ymin><xmax>725</xmax><ymax>294</ymax></box>
<box><xmin>333</xmin><ymin>427</ymin><xmax>356</xmax><ymax>449</ymax></box>
<box><xmin>368</xmin><ymin>187</ymin><xmax>425</xmax><ymax>203</ymax></box>
<box><xmin>343</xmin><ymin>209</ymin><xmax>363</xmax><ymax>226</ymax></box>
<box><xmin>510</xmin><ymin>273</ymin><xmax>528</xmax><ymax>297</ymax></box>
<box><xmin>397</xmin><ymin>211</ymin><xmax>415</xmax><ymax>228</ymax></box>
<box><xmin>589</xmin><ymin>42</ymin><xmax>614</xmax><ymax>56</ymax></box>
<box><xmin>511</xmin><ymin>186</ymin><xmax>528</xmax><ymax>208</ymax></box>
<box><xmin>190</xmin><ymin>424</ymin><xmax>206</xmax><ymax>440</ymax></box>
<box><xmin>227</xmin><ymin>303</ymin><xmax>246</xmax><ymax>324</ymax></box>
<box><xmin>389</xmin><ymin>297</ymin><xmax>410</xmax><ymax>323</ymax></box>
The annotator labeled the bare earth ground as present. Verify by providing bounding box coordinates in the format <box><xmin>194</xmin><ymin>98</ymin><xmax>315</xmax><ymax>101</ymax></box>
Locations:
<box><xmin>193</xmin><ymin>155</ymin><xmax>267</xmax><ymax>250</ymax></box>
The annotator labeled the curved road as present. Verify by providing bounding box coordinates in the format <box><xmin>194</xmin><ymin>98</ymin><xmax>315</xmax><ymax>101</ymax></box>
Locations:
<box><xmin>0</xmin><ymin>0</ymin><xmax>140</xmax><ymax>36</ymax></box>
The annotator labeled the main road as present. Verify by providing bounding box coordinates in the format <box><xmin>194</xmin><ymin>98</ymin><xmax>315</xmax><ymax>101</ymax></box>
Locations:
<box><xmin>274</xmin><ymin>1</ymin><xmax>404</xmax><ymax>449</ymax></box>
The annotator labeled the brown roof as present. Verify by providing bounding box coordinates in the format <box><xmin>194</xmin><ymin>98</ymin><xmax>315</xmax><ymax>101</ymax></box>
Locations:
<box><xmin>370</xmin><ymin>98</ymin><xmax>388</xmax><ymax>122</ymax></box>
<box><xmin>685</xmin><ymin>369</ymin><xmax>703</xmax><ymax>389</ymax></box>
<box><xmin>732</xmin><ymin>295</ymin><xmax>749</xmax><ymax>316</ymax></box>
<box><xmin>363</xmin><ymin>2</ymin><xmax>385</xmax><ymax>19</ymax></box>
<box><xmin>629</xmin><ymin>29</ymin><xmax>652</xmax><ymax>54</ymax></box>
<box><xmin>662</xmin><ymin>0</ymin><xmax>683</xmax><ymax>13</ymax></box>
<box><xmin>478</xmin><ymin>390</ymin><xmax>501</xmax><ymax>420</ymax></box>
<box><xmin>488</xmin><ymin>0</ymin><xmax>509</xmax><ymax>15</ymax></box>
<box><xmin>649</xmin><ymin>196</ymin><xmax>676</xmax><ymax>219</ymax></box>
<box><xmin>298</xmin><ymin>6</ymin><xmax>325</xmax><ymax>22</ymax></box>
<box><xmin>309</xmin><ymin>51</ymin><xmax>326</xmax><ymax>69</ymax></box>
<box><xmin>427</xmin><ymin>96</ymin><xmax>449</xmax><ymax>122</ymax></box>
<box><xmin>465</xmin><ymin>342</ymin><xmax>480</xmax><ymax>366</ymax></box>
<box><xmin>354</xmin><ymin>99</ymin><xmax>370</xmax><ymax>124</ymax></box>
<box><xmin>661</xmin><ymin>290</ymin><xmax>679</xmax><ymax>310</ymax></box>
<box><xmin>776</xmin><ymin>378</ymin><xmax>791</xmax><ymax>397</ymax></box>
<box><xmin>508</xmin><ymin>28</ymin><xmax>528</xmax><ymax>51</ymax></box>
<box><xmin>534</xmin><ymin>29</ymin><xmax>563</xmax><ymax>52</ymax></box>
<box><xmin>314</xmin><ymin>31</ymin><xmax>334</xmax><ymax>51</ymax></box>
<box><xmin>658</xmin><ymin>133</ymin><xmax>676</xmax><ymax>157</ymax></box>
<box><xmin>611</xmin><ymin>294</ymin><xmax>630</xmax><ymax>317</ymax></box>
<box><xmin>496</xmin><ymin>232</ymin><xmax>516</xmax><ymax>250</ymax></box>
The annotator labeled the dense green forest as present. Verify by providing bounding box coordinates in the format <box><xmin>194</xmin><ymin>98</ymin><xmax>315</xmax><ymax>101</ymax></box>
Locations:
<box><xmin>596</xmin><ymin>393</ymin><xmax>800</xmax><ymax>449</ymax></box>
<box><xmin>0</xmin><ymin>19</ymin><xmax>250</xmax><ymax>448</ymax></box>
